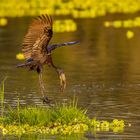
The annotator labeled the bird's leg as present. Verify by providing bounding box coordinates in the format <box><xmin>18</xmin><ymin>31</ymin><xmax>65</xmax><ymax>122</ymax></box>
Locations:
<box><xmin>47</xmin><ymin>55</ymin><xmax>66</xmax><ymax>92</ymax></box>
<box><xmin>38</xmin><ymin>72</ymin><xmax>45</xmax><ymax>97</ymax></box>
<box><xmin>51</xmin><ymin>65</ymin><xmax>66</xmax><ymax>92</ymax></box>
<box><xmin>38</xmin><ymin>66</ymin><xmax>50</xmax><ymax>104</ymax></box>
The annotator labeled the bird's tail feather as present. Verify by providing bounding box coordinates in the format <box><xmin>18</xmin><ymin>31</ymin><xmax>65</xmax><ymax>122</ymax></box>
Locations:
<box><xmin>47</xmin><ymin>41</ymin><xmax>79</xmax><ymax>52</ymax></box>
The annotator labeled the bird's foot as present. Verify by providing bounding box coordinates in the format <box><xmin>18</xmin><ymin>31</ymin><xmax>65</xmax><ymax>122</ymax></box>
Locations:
<box><xmin>58</xmin><ymin>70</ymin><xmax>66</xmax><ymax>92</ymax></box>
<box><xmin>42</xmin><ymin>96</ymin><xmax>52</xmax><ymax>105</ymax></box>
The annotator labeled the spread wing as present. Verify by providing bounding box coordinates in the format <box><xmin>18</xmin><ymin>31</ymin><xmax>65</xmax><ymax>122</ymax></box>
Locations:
<box><xmin>22</xmin><ymin>14</ymin><xmax>53</xmax><ymax>61</ymax></box>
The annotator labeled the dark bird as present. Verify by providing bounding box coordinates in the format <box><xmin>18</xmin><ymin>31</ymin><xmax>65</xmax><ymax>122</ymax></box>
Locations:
<box><xmin>17</xmin><ymin>14</ymin><xmax>79</xmax><ymax>104</ymax></box>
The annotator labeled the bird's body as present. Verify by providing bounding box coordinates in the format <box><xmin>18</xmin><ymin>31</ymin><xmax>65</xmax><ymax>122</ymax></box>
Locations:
<box><xmin>17</xmin><ymin>14</ymin><xmax>79</xmax><ymax>103</ymax></box>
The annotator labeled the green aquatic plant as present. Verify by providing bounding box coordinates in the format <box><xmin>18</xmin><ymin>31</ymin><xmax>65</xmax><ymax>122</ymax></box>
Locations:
<box><xmin>0</xmin><ymin>80</ymin><xmax>4</xmax><ymax>118</ymax></box>
<box><xmin>0</xmin><ymin>102</ymin><xmax>125</xmax><ymax>136</ymax></box>
<box><xmin>0</xmin><ymin>99</ymin><xmax>90</xmax><ymax>136</ymax></box>
<box><xmin>104</xmin><ymin>17</ymin><xmax>140</xmax><ymax>39</ymax></box>
<box><xmin>0</xmin><ymin>81</ymin><xmax>125</xmax><ymax>136</ymax></box>
<box><xmin>54</xmin><ymin>19</ymin><xmax>77</xmax><ymax>32</ymax></box>
<box><xmin>104</xmin><ymin>16</ymin><xmax>140</xmax><ymax>28</ymax></box>
<box><xmin>0</xmin><ymin>77</ymin><xmax>7</xmax><ymax>118</ymax></box>
<box><xmin>4</xmin><ymin>99</ymin><xmax>88</xmax><ymax>127</ymax></box>
<box><xmin>90</xmin><ymin>118</ymin><xmax>125</xmax><ymax>133</ymax></box>
<box><xmin>0</xmin><ymin>0</ymin><xmax>140</xmax><ymax>18</ymax></box>
<box><xmin>0</xmin><ymin>114</ymin><xmax>125</xmax><ymax>136</ymax></box>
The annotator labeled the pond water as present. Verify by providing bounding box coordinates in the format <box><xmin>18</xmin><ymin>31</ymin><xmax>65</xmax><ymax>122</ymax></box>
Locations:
<box><xmin>0</xmin><ymin>14</ymin><xmax>140</xmax><ymax>139</ymax></box>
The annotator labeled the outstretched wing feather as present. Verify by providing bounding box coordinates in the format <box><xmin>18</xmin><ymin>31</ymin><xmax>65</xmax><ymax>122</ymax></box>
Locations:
<box><xmin>22</xmin><ymin>14</ymin><xmax>53</xmax><ymax>60</ymax></box>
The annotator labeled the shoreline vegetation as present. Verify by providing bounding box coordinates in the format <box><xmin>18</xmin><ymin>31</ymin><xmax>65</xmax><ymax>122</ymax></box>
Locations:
<box><xmin>0</xmin><ymin>0</ymin><xmax>140</xmax><ymax>18</ymax></box>
<box><xmin>0</xmin><ymin>0</ymin><xmax>140</xmax><ymax>34</ymax></box>
<box><xmin>0</xmin><ymin>79</ymin><xmax>125</xmax><ymax>137</ymax></box>
<box><xmin>0</xmin><ymin>102</ymin><xmax>125</xmax><ymax>136</ymax></box>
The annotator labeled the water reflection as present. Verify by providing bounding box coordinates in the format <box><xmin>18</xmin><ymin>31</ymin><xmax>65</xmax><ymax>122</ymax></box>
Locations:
<box><xmin>0</xmin><ymin>14</ymin><xmax>140</xmax><ymax>139</ymax></box>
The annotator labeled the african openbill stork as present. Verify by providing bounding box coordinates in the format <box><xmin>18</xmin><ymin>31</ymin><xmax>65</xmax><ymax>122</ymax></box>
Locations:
<box><xmin>17</xmin><ymin>14</ymin><xmax>79</xmax><ymax>103</ymax></box>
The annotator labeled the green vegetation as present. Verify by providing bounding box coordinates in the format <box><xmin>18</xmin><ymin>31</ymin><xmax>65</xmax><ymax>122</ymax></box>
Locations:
<box><xmin>9</xmin><ymin>18</ymin><xmax>76</xmax><ymax>34</ymax></box>
<box><xmin>54</xmin><ymin>19</ymin><xmax>77</xmax><ymax>32</ymax></box>
<box><xmin>0</xmin><ymin>77</ymin><xmax>7</xmax><ymax>117</ymax></box>
<box><xmin>104</xmin><ymin>17</ymin><xmax>140</xmax><ymax>28</ymax></box>
<box><xmin>1</xmin><ymin>0</ymin><xmax>140</xmax><ymax>32</ymax></box>
<box><xmin>0</xmin><ymin>105</ymin><xmax>125</xmax><ymax>136</ymax></box>
<box><xmin>4</xmin><ymin>99</ymin><xmax>88</xmax><ymax>126</ymax></box>
<box><xmin>104</xmin><ymin>17</ymin><xmax>140</xmax><ymax>39</ymax></box>
<box><xmin>0</xmin><ymin>0</ymin><xmax>140</xmax><ymax>18</ymax></box>
<box><xmin>0</xmin><ymin>79</ymin><xmax>125</xmax><ymax>137</ymax></box>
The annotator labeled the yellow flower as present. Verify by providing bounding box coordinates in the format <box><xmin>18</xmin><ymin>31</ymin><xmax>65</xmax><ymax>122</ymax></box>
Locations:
<box><xmin>16</xmin><ymin>53</ymin><xmax>25</xmax><ymax>60</ymax></box>
<box><xmin>2</xmin><ymin>128</ymin><xmax>8</xmax><ymax>135</ymax></box>
<box><xmin>126</xmin><ymin>30</ymin><xmax>134</xmax><ymax>39</ymax></box>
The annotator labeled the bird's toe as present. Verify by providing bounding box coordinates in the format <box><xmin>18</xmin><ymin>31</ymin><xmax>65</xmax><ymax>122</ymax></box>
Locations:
<box><xmin>42</xmin><ymin>97</ymin><xmax>52</xmax><ymax>105</ymax></box>
<box><xmin>59</xmin><ymin>72</ymin><xmax>66</xmax><ymax>92</ymax></box>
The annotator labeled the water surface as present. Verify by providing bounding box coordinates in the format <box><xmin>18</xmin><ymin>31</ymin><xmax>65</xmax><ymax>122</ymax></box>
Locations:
<box><xmin>0</xmin><ymin>14</ymin><xmax>140</xmax><ymax>139</ymax></box>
